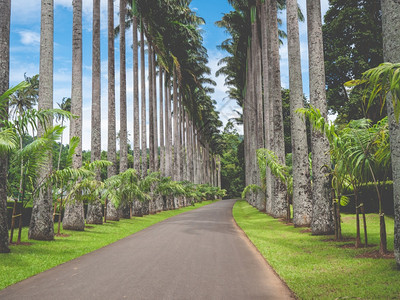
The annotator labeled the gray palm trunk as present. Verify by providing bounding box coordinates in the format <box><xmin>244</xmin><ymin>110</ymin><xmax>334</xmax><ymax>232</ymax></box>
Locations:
<box><xmin>132</xmin><ymin>14</ymin><xmax>141</xmax><ymax>216</ymax></box>
<box><xmin>148</xmin><ymin>45</ymin><xmax>155</xmax><ymax>173</ymax></box>
<box><xmin>159</xmin><ymin>68</ymin><xmax>164</xmax><ymax>176</ymax></box>
<box><xmin>244</xmin><ymin>47</ymin><xmax>252</xmax><ymax>205</ymax></box>
<box><xmin>106</xmin><ymin>0</ymin><xmax>119</xmax><ymax>221</ymax></box>
<box><xmin>153</xmin><ymin>52</ymin><xmax>158</xmax><ymax>173</ymax></box>
<box><xmin>173</xmin><ymin>68</ymin><xmax>180</xmax><ymax>181</ymax></box>
<box><xmin>268</xmin><ymin>0</ymin><xmax>287</xmax><ymax>218</ymax></box>
<box><xmin>260</xmin><ymin>0</ymin><xmax>273</xmax><ymax>214</ymax></box>
<box><xmin>29</xmin><ymin>0</ymin><xmax>55</xmax><ymax>240</ymax></box>
<box><xmin>119</xmin><ymin>0</ymin><xmax>128</xmax><ymax>174</ymax></box>
<box><xmin>287</xmin><ymin>0</ymin><xmax>312</xmax><ymax>226</ymax></box>
<box><xmin>87</xmin><ymin>0</ymin><xmax>103</xmax><ymax>225</ymax></box>
<box><xmin>133</xmin><ymin>14</ymin><xmax>140</xmax><ymax>173</ymax></box>
<box><xmin>119</xmin><ymin>0</ymin><xmax>130</xmax><ymax>219</ymax></box>
<box><xmin>164</xmin><ymin>75</ymin><xmax>171</xmax><ymax>178</ymax></box>
<box><xmin>63</xmin><ymin>0</ymin><xmax>85</xmax><ymax>231</ymax></box>
<box><xmin>0</xmin><ymin>0</ymin><xmax>10</xmax><ymax>253</ymax></box>
<box><xmin>381</xmin><ymin>0</ymin><xmax>400</xmax><ymax>268</ymax></box>
<box><xmin>253</xmin><ymin>4</ymin><xmax>265</xmax><ymax>211</ymax></box>
<box><xmin>307</xmin><ymin>0</ymin><xmax>334</xmax><ymax>235</ymax></box>
<box><xmin>140</xmin><ymin>27</ymin><xmax>147</xmax><ymax>179</ymax></box>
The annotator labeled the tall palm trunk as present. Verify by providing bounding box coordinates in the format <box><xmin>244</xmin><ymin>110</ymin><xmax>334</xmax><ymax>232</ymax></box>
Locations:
<box><xmin>140</xmin><ymin>25</ymin><xmax>147</xmax><ymax>179</ymax></box>
<box><xmin>173</xmin><ymin>67</ymin><xmax>180</xmax><ymax>181</ymax></box>
<box><xmin>106</xmin><ymin>0</ymin><xmax>119</xmax><ymax>221</ymax></box>
<box><xmin>148</xmin><ymin>45</ymin><xmax>155</xmax><ymax>173</ymax></box>
<box><xmin>132</xmin><ymin>13</ymin><xmax>140</xmax><ymax>171</ymax></box>
<box><xmin>63</xmin><ymin>0</ymin><xmax>85</xmax><ymax>231</ymax></box>
<box><xmin>119</xmin><ymin>0</ymin><xmax>130</xmax><ymax>219</ymax></box>
<box><xmin>287</xmin><ymin>0</ymin><xmax>312</xmax><ymax>226</ymax></box>
<box><xmin>252</xmin><ymin>4</ymin><xmax>265</xmax><ymax>212</ymax></box>
<box><xmin>381</xmin><ymin>0</ymin><xmax>400</xmax><ymax>267</ymax></box>
<box><xmin>0</xmin><ymin>0</ymin><xmax>11</xmax><ymax>253</ymax></box>
<box><xmin>153</xmin><ymin>52</ymin><xmax>158</xmax><ymax>172</ymax></box>
<box><xmin>159</xmin><ymin>68</ymin><xmax>164</xmax><ymax>176</ymax></box>
<box><xmin>260</xmin><ymin>0</ymin><xmax>273</xmax><ymax>214</ymax></box>
<box><xmin>29</xmin><ymin>0</ymin><xmax>55</xmax><ymax>240</ymax></box>
<box><xmin>307</xmin><ymin>0</ymin><xmax>334</xmax><ymax>235</ymax></box>
<box><xmin>87</xmin><ymin>0</ymin><xmax>103</xmax><ymax>225</ymax></box>
<box><xmin>132</xmin><ymin>11</ymin><xmax>141</xmax><ymax>217</ymax></box>
<box><xmin>268</xmin><ymin>0</ymin><xmax>287</xmax><ymax>218</ymax></box>
<box><xmin>119</xmin><ymin>0</ymin><xmax>128</xmax><ymax>174</ymax></box>
<box><xmin>164</xmin><ymin>75</ymin><xmax>171</xmax><ymax>177</ymax></box>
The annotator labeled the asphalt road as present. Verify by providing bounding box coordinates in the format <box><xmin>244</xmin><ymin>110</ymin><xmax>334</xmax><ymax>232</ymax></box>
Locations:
<box><xmin>0</xmin><ymin>199</ymin><xmax>294</xmax><ymax>300</ymax></box>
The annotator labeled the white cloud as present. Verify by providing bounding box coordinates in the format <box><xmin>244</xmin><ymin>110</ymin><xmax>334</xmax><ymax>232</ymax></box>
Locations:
<box><xmin>19</xmin><ymin>30</ymin><xmax>40</xmax><ymax>46</ymax></box>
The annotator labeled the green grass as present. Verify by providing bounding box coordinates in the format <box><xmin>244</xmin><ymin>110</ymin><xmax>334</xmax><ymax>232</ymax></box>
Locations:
<box><xmin>0</xmin><ymin>200</ymin><xmax>217</xmax><ymax>290</ymax></box>
<box><xmin>233</xmin><ymin>200</ymin><xmax>400</xmax><ymax>300</ymax></box>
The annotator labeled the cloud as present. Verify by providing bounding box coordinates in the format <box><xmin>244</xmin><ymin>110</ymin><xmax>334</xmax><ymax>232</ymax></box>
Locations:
<box><xmin>19</xmin><ymin>30</ymin><xmax>40</xmax><ymax>46</ymax></box>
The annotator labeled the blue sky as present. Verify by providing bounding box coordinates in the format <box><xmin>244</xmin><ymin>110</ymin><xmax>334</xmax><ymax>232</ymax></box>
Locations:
<box><xmin>9</xmin><ymin>0</ymin><xmax>330</xmax><ymax>150</ymax></box>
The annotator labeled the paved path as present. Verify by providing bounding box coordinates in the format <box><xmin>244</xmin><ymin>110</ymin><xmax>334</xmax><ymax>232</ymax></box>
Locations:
<box><xmin>0</xmin><ymin>200</ymin><xmax>294</xmax><ymax>300</ymax></box>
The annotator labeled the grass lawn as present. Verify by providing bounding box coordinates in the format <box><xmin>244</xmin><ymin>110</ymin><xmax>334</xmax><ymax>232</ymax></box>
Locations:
<box><xmin>233</xmin><ymin>200</ymin><xmax>400</xmax><ymax>300</ymax></box>
<box><xmin>0</xmin><ymin>200</ymin><xmax>217</xmax><ymax>290</ymax></box>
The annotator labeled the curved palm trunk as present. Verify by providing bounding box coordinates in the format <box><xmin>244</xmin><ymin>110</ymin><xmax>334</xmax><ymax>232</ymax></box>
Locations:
<box><xmin>287</xmin><ymin>0</ymin><xmax>312</xmax><ymax>226</ymax></box>
<box><xmin>29</xmin><ymin>0</ymin><xmax>55</xmax><ymax>241</ymax></box>
<box><xmin>63</xmin><ymin>0</ymin><xmax>85</xmax><ymax>231</ymax></box>
<box><xmin>87</xmin><ymin>0</ymin><xmax>103</xmax><ymax>225</ymax></box>
<box><xmin>268</xmin><ymin>0</ymin><xmax>287</xmax><ymax>218</ymax></box>
<box><xmin>307</xmin><ymin>0</ymin><xmax>334</xmax><ymax>235</ymax></box>
<box><xmin>106</xmin><ymin>0</ymin><xmax>119</xmax><ymax>221</ymax></box>
<box><xmin>0</xmin><ymin>0</ymin><xmax>11</xmax><ymax>253</ymax></box>
<box><xmin>381</xmin><ymin>0</ymin><xmax>400</xmax><ymax>267</ymax></box>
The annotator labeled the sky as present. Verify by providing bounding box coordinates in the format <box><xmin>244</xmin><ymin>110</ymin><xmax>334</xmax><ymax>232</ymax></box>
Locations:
<box><xmin>9</xmin><ymin>0</ymin><xmax>330</xmax><ymax>150</ymax></box>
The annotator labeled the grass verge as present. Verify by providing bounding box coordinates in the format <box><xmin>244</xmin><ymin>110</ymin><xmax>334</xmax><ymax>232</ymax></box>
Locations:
<box><xmin>233</xmin><ymin>200</ymin><xmax>400</xmax><ymax>300</ymax></box>
<box><xmin>0</xmin><ymin>200</ymin><xmax>217</xmax><ymax>290</ymax></box>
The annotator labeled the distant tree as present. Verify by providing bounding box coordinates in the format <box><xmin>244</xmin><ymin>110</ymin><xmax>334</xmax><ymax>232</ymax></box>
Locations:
<box><xmin>323</xmin><ymin>0</ymin><xmax>383</xmax><ymax>123</ymax></box>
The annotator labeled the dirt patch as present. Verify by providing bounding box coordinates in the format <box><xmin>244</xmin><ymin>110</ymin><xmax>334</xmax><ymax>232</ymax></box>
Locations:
<box><xmin>10</xmin><ymin>242</ymin><xmax>32</xmax><ymax>246</ymax></box>
<box><xmin>85</xmin><ymin>225</ymin><xmax>94</xmax><ymax>229</ymax></box>
<box><xmin>356</xmin><ymin>250</ymin><xmax>395</xmax><ymax>259</ymax></box>
<box><xmin>300</xmin><ymin>229</ymin><xmax>312</xmax><ymax>233</ymax></box>
<box><xmin>55</xmin><ymin>233</ymin><xmax>70</xmax><ymax>238</ymax></box>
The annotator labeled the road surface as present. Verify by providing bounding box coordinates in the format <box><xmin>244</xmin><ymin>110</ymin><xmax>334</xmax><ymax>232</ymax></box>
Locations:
<box><xmin>0</xmin><ymin>199</ymin><xmax>294</xmax><ymax>300</ymax></box>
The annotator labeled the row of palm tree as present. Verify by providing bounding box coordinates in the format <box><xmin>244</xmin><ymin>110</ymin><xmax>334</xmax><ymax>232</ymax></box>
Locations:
<box><xmin>0</xmin><ymin>0</ymin><xmax>224</xmax><ymax>253</ymax></box>
<box><xmin>217</xmin><ymin>0</ymin><xmax>333</xmax><ymax>232</ymax></box>
<box><xmin>218</xmin><ymin>0</ymin><xmax>400</xmax><ymax>267</ymax></box>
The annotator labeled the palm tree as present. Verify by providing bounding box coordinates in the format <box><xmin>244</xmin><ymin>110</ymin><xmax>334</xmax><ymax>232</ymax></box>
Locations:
<box><xmin>287</xmin><ymin>0</ymin><xmax>312</xmax><ymax>226</ymax></box>
<box><xmin>0</xmin><ymin>0</ymin><xmax>11</xmax><ymax>253</ymax></box>
<box><xmin>87</xmin><ymin>0</ymin><xmax>103</xmax><ymax>225</ymax></box>
<box><xmin>107</xmin><ymin>0</ymin><xmax>119</xmax><ymax>221</ymax></box>
<box><xmin>29</xmin><ymin>0</ymin><xmax>55</xmax><ymax>241</ymax></box>
<box><xmin>307</xmin><ymin>0</ymin><xmax>334</xmax><ymax>235</ymax></box>
<box><xmin>153</xmin><ymin>51</ymin><xmax>158</xmax><ymax>173</ymax></box>
<box><xmin>381</xmin><ymin>0</ymin><xmax>400</xmax><ymax>267</ymax></box>
<box><xmin>63</xmin><ymin>0</ymin><xmax>85</xmax><ymax>231</ymax></box>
